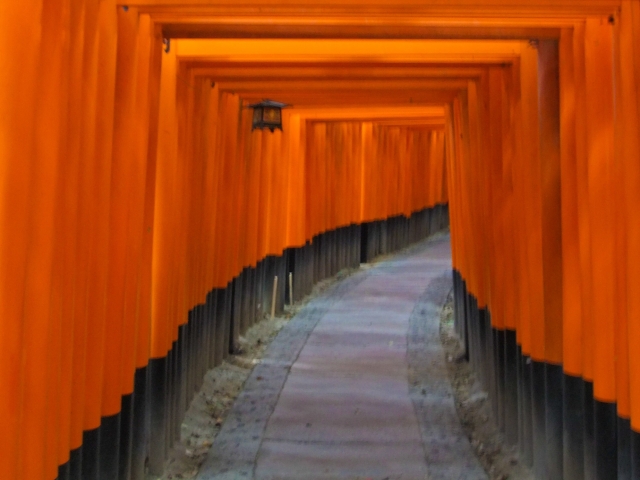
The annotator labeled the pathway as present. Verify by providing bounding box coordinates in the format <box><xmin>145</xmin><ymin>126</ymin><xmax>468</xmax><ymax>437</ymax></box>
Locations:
<box><xmin>197</xmin><ymin>234</ymin><xmax>486</xmax><ymax>480</ymax></box>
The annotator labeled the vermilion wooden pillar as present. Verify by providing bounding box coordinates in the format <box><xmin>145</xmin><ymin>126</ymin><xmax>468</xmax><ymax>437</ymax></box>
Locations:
<box><xmin>616</xmin><ymin>2</ymin><xmax>640</xmax><ymax>478</ymax></box>
<box><xmin>537</xmin><ymin>38</ymin><xmax>563</xmax><ymax>480</ymax></box>
<box><xmin>584</xmin><ymin>18</ymin><xmax>618</xmax><ymax>480</ymax></box>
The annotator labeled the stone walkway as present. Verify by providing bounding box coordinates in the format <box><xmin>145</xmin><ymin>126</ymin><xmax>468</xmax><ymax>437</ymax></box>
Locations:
<box><xmin>197</xmin><ymin>234</ymin><xmax>486</xmax><ymax>480</ymax></box>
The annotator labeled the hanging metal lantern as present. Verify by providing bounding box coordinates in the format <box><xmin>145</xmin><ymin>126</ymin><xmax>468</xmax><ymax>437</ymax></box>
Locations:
<box><xmin>248</xmin><ymin>100</ymin><xmax>288</xmax><ymax>132</ymax></box>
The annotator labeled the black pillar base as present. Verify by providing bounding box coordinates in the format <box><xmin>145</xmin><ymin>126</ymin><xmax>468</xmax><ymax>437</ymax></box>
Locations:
<box><xmin>584</xmin><ymin>381</ymin><xmax>596</xmax><ymax>480</ymax></box>
<box><xmin>519</xmin><ymin>352</ymin><xmax>534</xmax><ymax>466</ymax></box>
<box><xmin>131</xmin><ymin>366</ymin><xmax>149</xmax><ymax>480</ymax></box>
<box><xmin>618</xmin><ymin>417</ymin><xmax>632</xmax><ymax>480</ymax></box>
<box><xmin>594</xmin><ymin>400</ymin><xmax>617</xmax><ymax>480</ymax></box>
<box><xmin>69</xmin><ymin>446</ymin><xmax>82</xmax><ymax>480</ymax></box>
<box><xmin>148</xmin><ymin>357</ymin><xmax>167</xmax><ymax>476</ymax></box>
<box><xmin>563</xmin><ymin>374</ymin><xmax>585</xmax><ymax>480</ymax></box>
<box><xmin>119</xmin><ymin>394</ymin><xmax>134</xmax><ymax>480</ymax></box>
<box><xmin>504</xmin><ymin>329</ymin><xmax>518</xmax><ymax>444</ymax></box>
<box><xmin>99</xmin><ymin>413</ymin><xmax>121</xmax><ymax>480</ymax></box>
<box><xmin>631</xmin><ymin>429</ymin><xmax>640</xmax><ymax>480</ymax></box>
<box><xmin>545</xmin><ymin>363</ymin><xmax>563</xmax><ymax>480</ymax></box>
<box><xmin>81</xmin><ymin>427</ymin><xmax>100</xmax><ymax>480</ymax></box>
<box><xmin>532</xmin><ymin>360</ymin><xmax>547</xmax><ymax>478</ymax></box>
<box><xmin>57</xmin><ymin>458</ymin><xmax>70</xmax><ymax>480</ymax></box>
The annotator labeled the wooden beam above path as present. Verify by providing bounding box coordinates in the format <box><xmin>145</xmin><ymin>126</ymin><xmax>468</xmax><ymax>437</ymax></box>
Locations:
<box><xmin>159</xmin><ymin>16</ymin><xmax>570</xmax><ymax>40</ymax></box>
<box><xmin>125</xmin><ymin>0</ymin><xmax>620</xmax><ymax>17</ymax></box>
<box><xmin>234</xmin><ymin>91</ymin><xmax>459</xmax><ymax>107</ymax></box>
<box><xmin>186</xmin><ymin>64</ymin><xmax>487</xmax><ymax>81</ymax></box>
<box><xmin>293</xmin><ymin>106</ymin><xmax>446</xmax><ymax>126</ymax></box>
<box><xmin>175</xmin><ymin>39</ymin><xmax>524</xmax><ymax>63</ymax></box>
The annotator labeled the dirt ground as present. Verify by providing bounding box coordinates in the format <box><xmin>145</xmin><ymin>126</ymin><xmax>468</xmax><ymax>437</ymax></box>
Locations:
<box><xmin>439</xmin><ymin>293</ymin><xmax>534</xmax><ymax>480</ymax></box>
<box><xmin>153</xmin><ymin>270</ymin><xmax>357</xmax><ymax>480</ymax></box>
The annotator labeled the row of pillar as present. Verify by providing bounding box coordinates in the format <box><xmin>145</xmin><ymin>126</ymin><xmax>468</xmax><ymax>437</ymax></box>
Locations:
<box><xmin>56</xmin><ymin>205</ymin><xmax>448</xmax><ymax>480</ymax></box>
<box><xmin>453</xmin><ymin>272</ymin><xmax>640</xmax><ymax>480</ymax></box>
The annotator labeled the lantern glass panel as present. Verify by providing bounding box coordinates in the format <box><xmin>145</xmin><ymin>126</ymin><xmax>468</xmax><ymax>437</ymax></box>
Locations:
<box><xmin>252</xmin><ymin>107</ymin><xmax>263</xmax><ymax>125</ymax></box>
<box><xmin>263</xmin><ymin>107</ymin><xmax>281</xmax><ymax>125</ymax></box>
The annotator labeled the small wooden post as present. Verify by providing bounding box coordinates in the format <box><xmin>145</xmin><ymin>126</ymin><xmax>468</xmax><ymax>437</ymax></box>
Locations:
<box><xmin>289</xmin><ymin>272</ymin><xmax>294</xmax><ymax>306</ymax></box>
<box><xmin>271</xmin><ymin>276</ymin><xmax>278</xmax><ymax>319</ymax></box>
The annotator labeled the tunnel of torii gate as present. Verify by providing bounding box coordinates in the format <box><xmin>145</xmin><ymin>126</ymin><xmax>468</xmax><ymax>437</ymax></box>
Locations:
<box><xmin>2</xmin><ymin>0</ymin><xmax>640</xmax><ymax>479</ymax></box>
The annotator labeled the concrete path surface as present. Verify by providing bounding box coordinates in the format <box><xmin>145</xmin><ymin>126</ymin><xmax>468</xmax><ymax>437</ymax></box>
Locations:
<box><xmin>198</xmin><ymin>234</ymin><xmax>486</xmax><ymax>480</ymax></box>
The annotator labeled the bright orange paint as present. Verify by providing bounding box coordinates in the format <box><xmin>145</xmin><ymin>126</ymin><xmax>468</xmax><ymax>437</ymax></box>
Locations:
<box><xmin>5</xmin><ymin>1</ymin><xmax>640</xmax><ymax>476</ymax></box>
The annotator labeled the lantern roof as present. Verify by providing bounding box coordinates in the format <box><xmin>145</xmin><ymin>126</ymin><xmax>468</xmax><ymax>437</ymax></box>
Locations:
<box><xmin>248</xmin><ymin>99</ymin><xmax>289</xmax><ymax>109</ymax></box>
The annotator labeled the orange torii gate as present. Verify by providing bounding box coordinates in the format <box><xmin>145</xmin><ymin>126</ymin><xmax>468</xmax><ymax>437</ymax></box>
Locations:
<box><xmin>1</xmin><ymin>1</ymin><xmax>640</xmax><ymax>479</ymax></box>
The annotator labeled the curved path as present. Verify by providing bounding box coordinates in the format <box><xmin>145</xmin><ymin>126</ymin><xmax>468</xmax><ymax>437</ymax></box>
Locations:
<box><xmin>198</xmin><ymin>234</ymin><xmax>486</xmax><ymax>480</ymax></box>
